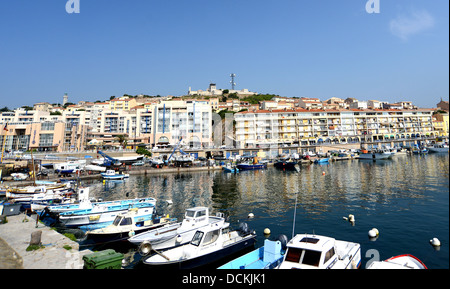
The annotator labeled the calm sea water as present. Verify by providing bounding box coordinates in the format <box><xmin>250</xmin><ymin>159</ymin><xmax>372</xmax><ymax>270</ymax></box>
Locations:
<box><xmin>87</xmin><ymin>153</ymin><xmax>449</xmax><ymax>269</ymax></box>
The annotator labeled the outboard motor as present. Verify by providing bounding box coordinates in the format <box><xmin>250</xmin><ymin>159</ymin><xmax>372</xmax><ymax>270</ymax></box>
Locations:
<box><xmin>277</xmin><ymin>234</ymin><xmax>289</xmax><ymax>251</ymax></box>
<box><xmin>239</xmin><ymin>222</ymin><xmax>249</xmax><ymax>235</ymax></box>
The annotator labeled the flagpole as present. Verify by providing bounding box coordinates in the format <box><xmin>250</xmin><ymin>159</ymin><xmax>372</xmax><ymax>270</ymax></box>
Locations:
<box><xmin>1</xmin><ymin>124</ymin><xmax>8</xmax><ymax>164</ymax></box>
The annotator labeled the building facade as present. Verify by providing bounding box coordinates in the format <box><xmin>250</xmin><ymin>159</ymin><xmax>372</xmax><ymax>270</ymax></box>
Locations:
<box><xmin>234</xmin><ymin>108</ymin><xmax>439</xmax><ymax>148</ymax></box>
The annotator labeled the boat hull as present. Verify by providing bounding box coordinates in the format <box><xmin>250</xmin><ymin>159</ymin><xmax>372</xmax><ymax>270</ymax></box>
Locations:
<box><xmin>237</xmin><ymin>164</ymin><xmax>267</xmax><ymax>170</ymax></box>
<box><xmin>274</xmin><ymin>161</ymin><xmax>299</xmax><ymax>170</ymax></box>
<box><xmin>142</xmin><ymin>234</ymin><xmax>256</xmax><ymax>270</ymax></box>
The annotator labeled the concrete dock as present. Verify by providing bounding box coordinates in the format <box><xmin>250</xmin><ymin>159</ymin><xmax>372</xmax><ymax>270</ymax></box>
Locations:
<box><xmin>0</xmin><ymin>213</ymin><xmax>92</xmax><ymax>269</ymax></box>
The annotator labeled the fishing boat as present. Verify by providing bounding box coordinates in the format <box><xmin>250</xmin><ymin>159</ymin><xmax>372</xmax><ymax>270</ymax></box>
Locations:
<box><xmin>357</xmin><ymin>149</ymin><xmax>392</xmax><ymax>160</ymax></box>
<box><xmin>218</xmin><ymin>237</ymin><xmax>286</xmax><ymax>269</ymax></box>
<box><xmin>141</xmin><ymin>221</ymin><xmax>256</xmax><ymax>269</ymax></box>
<box><xmin>101</xmin><ymin>170</ymin><xmax>128</xmax><ymax>180</ymax></box>
<box><xmin>314</xmin><ymin>157</ymin><xmax>329</xmax><ymax>164</ymax></box>
<box><xmin>13</xmin><ymin>190</ymin><xmax>75</xmax><ymax>212</ymax></box>
<box><xmin>84</xmin><ymin>210</ymin><xmax>177</xmax><ymax>244</ymax></box>
<box><xmin>427</xmin><ymin>143</ymin><xmax>449</xmax><ymax>153</ymax></box>
<box><xmin>58</xmin><ymin>198</ymin><xmax>156</xmax><ymax>231</ymax></box>
<box><xmin>367</xmin><ymin>254</ymin><xmax>427</xmax><ymax>269</ymax></box>
<box><xmin>10</xmin><ymin>173</ymin><xmax>28</xmax><ymax>181</ymax></box>
<box><xmin>222</xmin><ymin>163</ymin><xmax>238</xmax><ymax>173</ymax></box>
<box><xmin>237</xmin><ymin>163</ymin><xmax>267</xmax><ymax>170</ymax></box>
<box><xmin>129</xmin><ymin>207</ymin><xmax>224</xmax><ymax>250</ymax></box>
<box><xmin>6</xmin><ymin>183</ymin><xmax>73</xmax><ymax>199</ymax></box>
<box><xmin>277</xmin><ymin>233</ymin><xmax>361</xmax><ymax>269</ymax></box>
<box><xmin>274</xmin><ymin>159</ymin><xmax>299</xmax><ymax>170</ymax></box>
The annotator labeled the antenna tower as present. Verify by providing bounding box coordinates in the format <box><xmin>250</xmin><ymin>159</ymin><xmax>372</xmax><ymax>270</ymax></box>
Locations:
<box><xmin>230</xmin><ymin>73</ymin><xmax>236</xmax><ymax>90</ymax></box>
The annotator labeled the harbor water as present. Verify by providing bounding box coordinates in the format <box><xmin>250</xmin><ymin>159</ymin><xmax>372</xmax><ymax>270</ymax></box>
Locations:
<box><xmin>84</xmin><ymin>153</ymin><xmax>449</xmax><ymax>269</ymax></box>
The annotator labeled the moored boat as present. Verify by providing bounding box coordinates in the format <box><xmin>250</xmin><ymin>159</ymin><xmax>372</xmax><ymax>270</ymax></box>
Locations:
<box><xmin>427</xmin><ymin>143</ymin><xmax>449</xmax><ymax>153</ymax></box>
<box><xmin>277</xmin><ymin>233</ymin><xmax>361</xmax><ymax>269</ymax></box>
<box><xmin>367</xmin><ymin>254</ymin><xmax>427</xmax><ymax>269</ymax></box>
<box><xmin>129</xmin><ymin>207</ymin><xmax>223</xmax><ymax>250</ymax></box>
<box><xmin>218</xmin><ymin>238</ymin><xmax>286</xmax><ymax>269</ymax></box>
<box><xmin>141</xmin><ymin>221</ymin><xmax>256</xmax><ymax>269</ymax></box>
<box><xmin>101</xmin><ymin>170</ymin><xmax>128</xmax><ymax>180</ymax></box>
<box><xmin>58</xmin><ymin>199</ymin><xmax>156</xmax><ymax>231</ymax></box>
<box><xmin>358</xmin><ymin>149</ymin><xmax>392</xmax><ymax>160</ymax></box>
<box><xmin>223</xmin><ymin>163</ymin><xmax>239</xmax><ymax>173</ymax></box>
<box><xmin>84</xmin><ymin>210</ymin><xmax>177</xmax><ymax>244</ymax></box>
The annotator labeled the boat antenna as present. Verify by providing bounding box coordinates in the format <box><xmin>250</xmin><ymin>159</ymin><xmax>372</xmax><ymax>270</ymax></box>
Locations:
<box><xmin>292</xmin><ymin>190</ymin><xmax>298</xmax><ymax>239</ymax></box>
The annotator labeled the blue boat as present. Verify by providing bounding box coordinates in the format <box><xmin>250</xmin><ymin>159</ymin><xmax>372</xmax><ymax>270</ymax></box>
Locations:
<box><xmin>236</xmin><ymin>163</ymin><xmax>267</xmax><ymax>170</ymax></box>
<box><xmin>314</xmin><ymin>158</ymin><xmax>329</xmax><ymax>164</ymax></box>
<box><xmin>218</xmin><ymin>239</ymin><xmax>285</xmax><ymax>269</ymax></box>
<box><xmin>223</xmin><ymin>164</ymin><xmax>239</xmax><ymax>173</ymax></box>
<box><xmin>58</xmin><ymin>199</ymin><xmax>156</xmax><ymax>231</ymax></box>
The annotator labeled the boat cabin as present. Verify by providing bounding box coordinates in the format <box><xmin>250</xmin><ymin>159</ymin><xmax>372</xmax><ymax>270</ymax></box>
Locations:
<box><xmin>183</xmin><ymin>207</ymin><xmax>209</xmax><ymax>225</ymax></box>
<box><xmin>279</xmin><ymin>234</ymin><xmax>360</xmax><ymax>269</ymax></box>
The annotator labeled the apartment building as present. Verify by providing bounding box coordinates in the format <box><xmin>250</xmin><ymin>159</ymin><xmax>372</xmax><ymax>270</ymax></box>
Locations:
<box><xmin>234</xmin><ymin>108</ymin><xmax>438</xmax><ymax>148</ymax></box>
<box><xmin>151</xmin><ymin>100</ymin><xmax>212</xmax><ymax>148</ymax></box>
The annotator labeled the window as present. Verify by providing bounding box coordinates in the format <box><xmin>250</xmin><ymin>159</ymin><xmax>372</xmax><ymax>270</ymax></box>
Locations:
<box><xmin>118</xmin><ymin>217</ymin><xmax>132</xmax><ymax>226</ymax></box>
<box><xmin>190</xmin><ymin>231</ymin><xmax>204</xmax><ymax>246</ymax></box>
<box><xmin>120</xmin><ymin>217</ymin><xmax>132</xmax><ymax>226</ymax></box>
<box><xmin>202</xmin><ymin>229</ymin><xmax>220</xmax><ymax>246</ymax></box>
<box><xmin>285</xmin><ymin>247</ymin><xmax>303</xmax><ymax>263</ymax></box>
<box><xmin>324</xmin><ymin>247</ymin><xmax>335</xmax><ymax>264</ymax></box>
<box><xmin>301</xmin><ymin>250</ymin><xmax>322</xmax><ymax>267</ymax></box>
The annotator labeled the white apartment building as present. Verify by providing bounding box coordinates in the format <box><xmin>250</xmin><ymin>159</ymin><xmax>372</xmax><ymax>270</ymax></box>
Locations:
<box><xmin>234</xmin><ymin>108</ymin><xmax>437</xmax><ymax>148</ymax></box>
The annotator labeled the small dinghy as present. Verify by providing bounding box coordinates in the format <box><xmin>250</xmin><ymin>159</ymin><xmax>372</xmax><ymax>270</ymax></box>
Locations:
<box><xmin>367</xmin><ymin>254</ymin><xmax>427</xmax><ymax>269</ymax></box>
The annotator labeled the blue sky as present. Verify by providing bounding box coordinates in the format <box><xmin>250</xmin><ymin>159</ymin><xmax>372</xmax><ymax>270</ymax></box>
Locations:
<box><xmin>0</xmin><ymin>0</ymin><xmax>448</xmax><ymax>109</ymax></box>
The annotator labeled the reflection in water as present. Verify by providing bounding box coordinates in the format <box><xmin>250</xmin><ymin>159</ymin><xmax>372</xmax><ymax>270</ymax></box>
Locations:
<box><xmin>86</xmin><ymin>154</ymin><xmax>448</xmax><ymax>268</ymax></box>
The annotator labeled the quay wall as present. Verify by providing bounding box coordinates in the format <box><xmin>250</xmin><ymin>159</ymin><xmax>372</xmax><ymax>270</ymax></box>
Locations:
<box><xmin>0</xmin><ymin>214</ymin><xmax>92</xmax><ymax>269</ymax></box>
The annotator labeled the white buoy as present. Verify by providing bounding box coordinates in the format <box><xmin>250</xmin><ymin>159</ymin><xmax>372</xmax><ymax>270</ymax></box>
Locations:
<box><xmin>368</xmin><ymin>228</ymin><xmax>379</xmax><ymax>238</ymax></box>
<box><xmin>176</xmin><ymin>235</ymin><xmax>183</xmax><ymax>244</ymax></box>
<box><xmin>348</xmin><ymin>214</ymin><xmax>355</xmax><ymax>222</ymax></box>
<box><xmin>264</xmin><ymin>228</ymin><xmax>271</xmax><ymax>235</ymax></box>
<box><xmin>248</xmin><ymin>213</ymin><xmax>254</xmax><ymax>218</ymax></box>
<box><xmin>430</xmin><ymin>238</ymin><xmax>441</xmax><ymax>247</ymax></box>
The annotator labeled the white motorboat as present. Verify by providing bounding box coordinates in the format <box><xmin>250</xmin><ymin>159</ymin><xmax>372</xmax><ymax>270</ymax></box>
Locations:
<box><xmin>129</xmin><ymin>207</ymin><xmax>223</xmax><ymax>250</ymax></box>
<box><xmin>277</xmin><ymin>233</ymin><xmax>361</xmax><ymax>269</ymax></box>
<box><xmin>84</xmin><ymin>164</ymin><xmax>106</xmax><ymax>172</ymax></box>
<box><xmin>358</xmin><ymin>149</ymin><xmax>392</xmax><ymax>160</ymax></box>
<box><xmin>427</xmin><ymin>144</ymin><xmax>449</xmax><ymax>153</ymax></box>
<box><xmin>10</xmin><ymin>173</ymin><xmax>28</xmax><ymax>181</ymax></box>
<box><xmin>367</xmin><ymin>254</ymin><xmax>427</xmax><ymax>269</ymax></box>
<box><xmin>141</xmin><ymin>220</ymin><xmax>256</xmax><ymax>269</ymax></box>
<box><xmin>85</xmin><ymin>209</ymin><xmax>177</xmax><ymax>244</ymax></box>
<box><xmin>101</xmin><ymin>170</ymin><xmax>128</xmax><ymax>180</ymax></box>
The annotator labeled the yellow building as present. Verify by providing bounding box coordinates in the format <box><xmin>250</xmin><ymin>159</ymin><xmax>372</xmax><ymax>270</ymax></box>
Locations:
<box><xmin>109</xmin><ymin>97</ymin><xmax>137</xmax><ymax>111</ymax></box>
<box><xmin>433</xmin><ymin>112</ymin><xmax>449</xmax><ymax>136</ymax></box>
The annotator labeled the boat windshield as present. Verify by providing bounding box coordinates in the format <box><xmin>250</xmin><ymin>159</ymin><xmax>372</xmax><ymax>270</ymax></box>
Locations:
<box><xmin>112</xmin><ymin>216</ymin><xmax>122</xmax><ymax>226</ymax></box>
<box><xmin>284</xmin><ymin>247</ymin><xmax>322</xmax><ymax>267</ymax></box>
<box><xmin>190</xmin><ymin>231</ymin><xmax>204</xmax><ymax>246</ymax></box>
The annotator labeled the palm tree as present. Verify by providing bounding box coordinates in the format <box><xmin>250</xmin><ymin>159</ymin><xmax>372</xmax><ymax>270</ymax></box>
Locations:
<box><xmin>115</xmin><ymin>135</ymin><xmax>128</xmax><ymax>149</ymax></box>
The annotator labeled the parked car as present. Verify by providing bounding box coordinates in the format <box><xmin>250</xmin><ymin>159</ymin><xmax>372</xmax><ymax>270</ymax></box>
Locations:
<box><xmin>132</xmin><ymin>161</ymin><xmax>145</xmax><ymax>166</ymax></box>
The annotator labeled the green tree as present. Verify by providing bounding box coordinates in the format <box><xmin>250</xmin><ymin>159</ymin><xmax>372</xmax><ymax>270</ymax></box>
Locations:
<box><xmin>115</xmin><ymin>134</ymin><xmax>128</xmax><ymax>148</ymax></box>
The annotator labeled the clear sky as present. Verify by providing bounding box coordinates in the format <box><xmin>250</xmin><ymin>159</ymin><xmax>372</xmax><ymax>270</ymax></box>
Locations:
<box><xmin>0</xmin><ymin>0</ymin><xmax>448</xmax><ymax>109</ymax></box>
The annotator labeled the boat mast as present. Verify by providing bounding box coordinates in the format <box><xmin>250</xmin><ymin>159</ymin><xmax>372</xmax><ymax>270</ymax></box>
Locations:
<box><xmin>1</xmin><ymin>124</ymin><xmax>8</xmax><ymax>164</ymax></box>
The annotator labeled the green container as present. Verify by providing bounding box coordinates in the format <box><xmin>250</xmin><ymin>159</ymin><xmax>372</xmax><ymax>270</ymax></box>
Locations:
<box><xmin>83</xmin><ymin>249</ymin><xmax>124</xmax><ymax>269</ymax></box>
